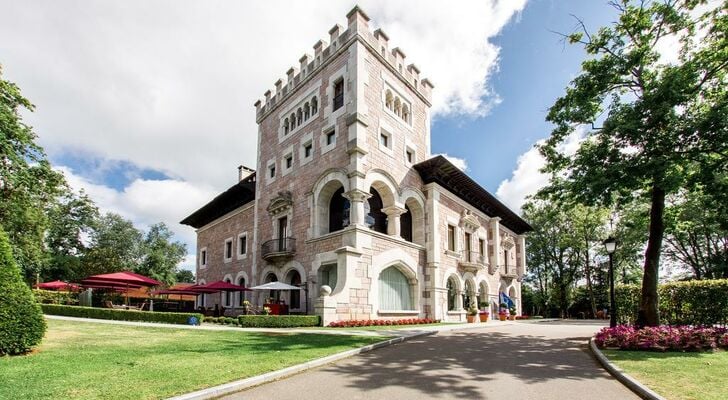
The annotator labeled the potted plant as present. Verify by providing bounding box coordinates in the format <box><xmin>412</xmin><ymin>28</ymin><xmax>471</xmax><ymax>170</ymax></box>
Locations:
<box><xmin>499</xmin><ymin>302</ymin><xmax>508</xmax><ymax>321</ymax></box>
<box><xmin>466</xmin><ymin>307</ymin><xmax>478</xmax><ymax>323</ymax></box>
<box><xmin>479</xmin><ymin>301</ymin><xmax>490</xmax><ymax>322</ymax></box>
<box><xmin>508</xmin><ymin>306</ymin><xmax>517</xmax><ymax>321</ymax></box>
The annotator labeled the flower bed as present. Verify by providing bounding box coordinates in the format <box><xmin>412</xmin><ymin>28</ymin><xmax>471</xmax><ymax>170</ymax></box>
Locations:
<box><xmin>595</xmin><ymin>325</ymin><xmax>728</xmax><ymax>352</ymax></box>
<box><xmin>328</xmin><ymin>318</ymin><xmax>439</xmax><ymax>328</ymax></box>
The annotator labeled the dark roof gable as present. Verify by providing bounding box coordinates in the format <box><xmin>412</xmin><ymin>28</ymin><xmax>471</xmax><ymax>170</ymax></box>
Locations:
<box><xmin>180</xmin><ymin>173</ymin><xmax>256</xmax><ymax>229</ymax></box>
<box><xmin>414</xmin><ymin>156</ymin><xmax>532</xmax><ymax>234</ymax></box>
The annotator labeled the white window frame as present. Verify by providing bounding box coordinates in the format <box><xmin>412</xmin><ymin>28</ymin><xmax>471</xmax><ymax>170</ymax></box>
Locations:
<box><xmin>324</xmin><ymin>66</ymin><xmax>347</xmax><ymax>120</ymax></box>
<box><xmin>237</xmin><ymin>232</ymin><xmax>248</xmax><ymax>260</ymax></box>
<box><xmin>199</xmin><ymin>247</ymin><xmax>208</xmax><ymax>269</ymax></box>
<box><xmin>223</xmin><ymin>237</ymin><xmax>234</xmax><ymax>263</ymax></box>
<box><xmin>404</xmin><ymin>138</ymin><xmax>416</xmax><ymax>166</ymax></box>
<box><xmin>381</xmin><ymin>78</ymin><xmax>414</xmax><ymax>130</ymax></box>
<box><xmin>276</xmin><ymin>81</ymin><xmax>321</xmax><ymax>144</ymax></box>
<box><xmin>321</xmin><ymin>126</ymin><xmax>336</xmax><ymax>155</ymax></box>
<box><xmin>378</xmin><ymin>126</ymin><xmax>393</xmax><ymax>155</ymax></box>
<box><xmin>300</xmin><ymin>132</ymin><xmax>314</xmax><ymax>166</ymax></box>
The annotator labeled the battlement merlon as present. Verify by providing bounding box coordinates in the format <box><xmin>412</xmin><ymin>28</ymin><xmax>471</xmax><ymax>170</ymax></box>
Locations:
<box><xmin>255</xmin><ymin>5</ymin><xmax>434</xmax><ymax>120</ymax></box>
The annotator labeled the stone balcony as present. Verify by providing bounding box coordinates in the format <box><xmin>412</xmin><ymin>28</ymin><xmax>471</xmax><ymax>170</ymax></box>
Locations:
<box><xmin>261</xmin><ymin>237</ymin><xmax>296</xmax><ymax>263</ymax></box>
<box><xmin>458</xmin><ymin>251</ymin><xmax>486</xmax><ymax>273</ymax></box>
<box><xmin>501</xmin><ymin>265</ymin><xmax>519</xmax><ymax>278</ymax></box>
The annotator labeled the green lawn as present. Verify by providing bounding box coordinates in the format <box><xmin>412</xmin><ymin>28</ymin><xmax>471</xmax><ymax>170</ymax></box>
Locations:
<box><xmin>603</xmin><ymin>350</ymin><xmax>728</xmax><ymax>400</ymax></box>
<box><xmin>0</xmin><ymin>319</ymin><xmax>387</xmax><ymax>400</ymax></box>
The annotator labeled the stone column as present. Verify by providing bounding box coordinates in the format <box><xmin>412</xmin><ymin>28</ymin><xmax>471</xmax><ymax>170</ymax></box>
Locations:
<box><xmin>382</xmin><ymin>205</ymin><xmax>407</xmax><ymax>237</ymax></box>
<box><xmin>314</xmin><ymin>285</ymin><xmax>337</xmax><ymax>327</ymax></box>
<box><xmin>343</xmin><ymin>189</ymin><xmax>371</xmax><ymax>227</ymax></box>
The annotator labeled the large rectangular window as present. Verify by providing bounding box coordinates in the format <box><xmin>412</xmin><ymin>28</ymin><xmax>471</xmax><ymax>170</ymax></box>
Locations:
<box><xmin>447</xmin><ymin>225</ymin><xmax>456</xmax><ymax>251</ymax></box>
<box><xmin>333</xmin><ymin>79</ymin><xmax>344</xmax><ymax>111</ymax></box>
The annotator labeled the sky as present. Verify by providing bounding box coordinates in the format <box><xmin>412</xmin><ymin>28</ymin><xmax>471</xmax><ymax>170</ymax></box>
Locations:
<box><xmin>0</xmin><ymin>0</ymin><xmax>620</xmax><ymax>271</ymax></box>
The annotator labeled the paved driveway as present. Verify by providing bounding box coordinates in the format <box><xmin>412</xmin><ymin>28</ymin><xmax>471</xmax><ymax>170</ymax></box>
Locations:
<box><xmin>225</xmin><ymin>321</ymin><xmax>637</xmax><ymax>400</ymax></box>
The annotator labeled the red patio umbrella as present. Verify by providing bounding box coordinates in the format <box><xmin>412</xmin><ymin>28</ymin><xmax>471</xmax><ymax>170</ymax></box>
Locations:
<box><xmin>80</xmin><ymin>271</ymin><xmax>161</xmax><ymax>305</ymax></box>
<box><xmin>34</xmin><ymin>280</ymin><xmax>81</xmax><ymax>291</ymax></box>
<box><xmin>188</xmin><ymin>281</ymin><xmax>251</xmax><ymax>311</ymax></box>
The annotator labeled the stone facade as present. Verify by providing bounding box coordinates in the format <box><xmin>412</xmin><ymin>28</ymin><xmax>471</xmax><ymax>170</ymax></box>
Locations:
<box><xmin>183</xmin><ymin>6</ymin><xmax>530</xmax><ymax>324</ymax></box>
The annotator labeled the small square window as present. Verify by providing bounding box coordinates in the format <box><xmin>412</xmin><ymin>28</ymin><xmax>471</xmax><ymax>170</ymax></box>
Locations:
<box><xmin>406</xmin><ymin>149</ymin><xmax>414</xmax><ymax>164</ymax></box>
<box><xmin>269</xmin><ymin>165</ymin><xmax>276</xmax><ymax>178</ymax></box>
<box><xmin>285</xmin><ymin>155</ymin><xmax>293</xmax><ymax>169</ymax></box>
<box><xmin>380</xmin><ymin>133</ymin><xmax>389</xmax><ymax>148</ymax></box>
<box><xmin>326</xmin><ymin>130</ymin><xmax>336</xmax><ymax>146</ymax></box>
<box><xmin>304</xmin><ymin>142</ymin><xmax>313</xmax><ymax>158</ymax></box>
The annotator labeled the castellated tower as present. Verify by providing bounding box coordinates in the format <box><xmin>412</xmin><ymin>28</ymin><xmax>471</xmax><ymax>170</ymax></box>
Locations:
<box><xmin>252</xmin><ymin>6</ymin><xmax>435</xmax><ymax>320</ymax></box>
<box><xmin>183</xmin><ymin>5</ymin><xmax>530</xmax><ymax>324</ymax></box>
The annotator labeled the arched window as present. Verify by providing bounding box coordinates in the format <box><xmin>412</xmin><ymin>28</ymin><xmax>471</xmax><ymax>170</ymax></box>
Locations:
<box><xmin>401</xmin><ymin>105</ymin><xmax>409</xmax><ymax>123</ymax></box>
<box><xmin>296</xmin><ymin>108</ymin><xmax>303</xmax><ymax>125</ymax></box>
<box><xmin>328</xmin><ymin>186</ymin><xmax>349</xmax><ymax>233</ymax></box>
<box><xmin>367</xmin><ymin>187</ymin><xmax>387</xmax><ymax>234</ymax></box>
<box><xmin>238</xmin><ymin>276</ymin><xmax>246</xmax><ymax>306</ymax></box>
<box><xmin>303</xmin><ymin>102</ymin><xmax>310</xmax><ymax>120</ymax></box>
<box><xmin>290</xmin><ymin>113</ymin><xmax>296</xmax><ymax>129</ymax></box>
<box><xmin>265</xmin><ymin>273</ymin><xmax>278</xmax><ymax>302</ymax></box>
<box><xmin>286</xmin><ymin>270</ymin><xmax>301</xmax><ymax>309</ymax></box>
<box><xmin>311</xmin><ymin>97</ymin><xmax>318</xmax><ymax>115</ymax></box>
<box><xmin>401</xmin><ymin>204</ymin><xmax>412</xmax><ymax>242</ymax></box>
<box><xmin>283</xmin><ymin>118</ymin><xmax>289</xmax><ymax>134</ymax></box>
<box><xmin>464</xmin><ymin>280</ymin><xmax>475</xmax><ymax>310</ymax></box>
<box><xmin>385</xmin><ymin>90</ymin><xmax>393</xmax><ymax>110</ymax></box>
<box><xmin>477</xmin><ymin>282</ymin><xmax>488</xmax><ymax>310</ymax></box>
<box><xmin>224</xmin><ymin>277</ymin><xmax>232</xmax><ymax>307</ymax></box>
<box><xmin>447</xmin><ymin>277</ymin><xmax>458</xmax><ymax>311</ymax></box>
<box><xmin>379</xmin><ymin>266</ymin><xmax>413</xmax><ymax>310</ymax></box>
<box><xmin>394</xmin><ymin>97</ymin><xmax>401</xmax><ymax>117</ymax></box>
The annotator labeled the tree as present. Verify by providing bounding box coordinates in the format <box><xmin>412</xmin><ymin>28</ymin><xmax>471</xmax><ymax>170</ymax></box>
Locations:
<box><xmin>0</xmin><ymin>66</ymin><xmax>66</xmax><ymax>280</ymax></box>
<box><xmin>0</xmin><ymin>227</ymin><xmax>46</xmax><ymax>355</ymax></box>
<box><xmin>136</xmin><ymin>223</ymin><xmax>186</xmax><ymax>286</ymax></box>
<box><xmin>175</xmin><ymin>268</ymin><xmax>195</xmax><ymax>284</ymax></box>
<box><xmin>81</xmin><ymin>213</ymin><xmax>143</xmax><ymax>277</ymax></box>
<box><xmin>45</xmin><ymin>191</ymin><xmax>99</xmax><ymax>281</ymax></box>
<box><xmin>540</xmin><ymin>1</ymin><xmax>727</xmax><ymax>326</ymax></box>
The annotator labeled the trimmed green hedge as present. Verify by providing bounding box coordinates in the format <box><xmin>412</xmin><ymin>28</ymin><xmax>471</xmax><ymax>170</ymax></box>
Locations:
<box><xmin>616</xmin><ymin>279</ymin><xmax>728</xmax><ymax>326</ymax></box>
<box><xmin>237</xmin><ymin>315</ymin><xmax>321</xmax><ymax>328</ymax></box>
<box><xmin>41</xmin><ymin>304</ymin><xmax>203</xmax><ymax>325</ymax></box>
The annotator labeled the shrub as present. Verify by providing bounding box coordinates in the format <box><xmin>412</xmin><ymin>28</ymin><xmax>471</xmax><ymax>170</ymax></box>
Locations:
<box><xmin>238</xmin><ymin>315</ymin><xmax>321</xmax><ymax>328</ymax></box>
<box><xmin>595</xmin><ymin>325</ymin><xmax>728</xmax><ymax>352</ymax></box>
<box><xmin>616</xmin><ymin>280</ymin><xmax>728</xmax><ymax>326</ymax></box>
<box><xmin>328</xmin><ymin>318</ymin><xmax>440</xmax><ymax>328</ymax></box>
<box><xmin>41</xmin><ymin>304</ymin><xmax>203</xmax><ymax>325</ymax></box>
<box><xmin>32</xmin><ymin>289</ymin><xmax>78</xmax><ymax>305</ymax></box>
<box><xmin>0</xmin><ymin>229</ymin><xmax>46</xmax><ymax>356</ymax></box>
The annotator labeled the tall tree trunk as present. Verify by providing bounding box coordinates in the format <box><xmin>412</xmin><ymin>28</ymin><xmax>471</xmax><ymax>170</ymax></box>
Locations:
<box><xmin>584</xmin><ymin>246</ymin><xmax>597</xmax><ymax>318</ymax></box>
<box><xmin>637</xmin><ymin>185</ymin><xmax>666</xmax><ymax>328</ymax></box>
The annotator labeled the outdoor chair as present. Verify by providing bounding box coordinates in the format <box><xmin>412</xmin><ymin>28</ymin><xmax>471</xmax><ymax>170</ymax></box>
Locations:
<box><xmin>134</xmin><ymin>302</ymin><xmax>147</xmax><ymax>311</ymax></box>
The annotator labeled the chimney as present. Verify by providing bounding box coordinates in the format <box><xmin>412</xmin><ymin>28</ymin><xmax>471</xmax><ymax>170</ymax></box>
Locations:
<box><xmin>238</xmin><ymin>165</ymin><xmax>255</xmax><ymax>182</ymax></box>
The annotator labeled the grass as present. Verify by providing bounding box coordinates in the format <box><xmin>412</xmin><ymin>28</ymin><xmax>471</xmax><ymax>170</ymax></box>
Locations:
<box><xmin>0</xmin><ymin>319</ymin><xmax>387</xmax><ymax>400</ymax></box>
<box><xmin>603</xmin><ymin>349</ymin><xmax>728</xmax><ymax>400</ymax></box>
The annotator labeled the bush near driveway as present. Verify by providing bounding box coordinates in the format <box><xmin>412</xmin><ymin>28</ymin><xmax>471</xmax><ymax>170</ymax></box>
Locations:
<box><xmin>237</xmin><ymin>315</ymin><xmax>321</xmax><ymax>327</ymax></box>
<box><xmin>0</xmin><ymin>228</ymin><xmax>46</xmax><ymax>356</ymax></box>
<box><xmin>616</xmin><ymin>280</ymin><xmax>728</xmax><ymax>326</ymax></box>
<box><xmin>328</xmin><ymin>318</ymin><xmax>439</xmax><ymax>327</ymax></box>
<box><xmin>41</xmin><ymin>304</ymin><xmax>203</xmax><ymax>325</ymax></box>
<box><xmin>595</xmin><ymin>325</ymin><xmax>728</xmax><ymax>351</ymax></box>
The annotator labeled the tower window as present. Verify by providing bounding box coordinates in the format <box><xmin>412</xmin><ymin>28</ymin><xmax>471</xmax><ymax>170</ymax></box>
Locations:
<box><xmin>380</xmin><ymin>133</ymin><xmax>389</xmax><ymax>148</ymax></box>
<box><xmin>406</xmin><ymin>149</ymin><xmax>414</xmax><ymax>164</ymax></box>
<box><xmin>285</xmin><ymin>154</ymin><xmax>293</xmax><ymax>169</ymax></box>
<box><xmin>447</xmin><ymin>225</ymin><xmax>456</xmax><ymax>251</ymax></box>
<box><xmin>326</xmin><ymin>130</ymin><xmax>336</xmax><ymax>146</ymax></box>
<box><xmin>269</xmin><ymin>164</ymin><xmax>276</xmax><ymax>178</ymax></box>
<box><xmin>333</xmin><ymin>79</ymin><xmax>344</xmax><ymax>111</ymax></box>
<box><xmin>304</xmin><ymin>142</ymin><xmax>313</xmax><ymax>158</ymax></box>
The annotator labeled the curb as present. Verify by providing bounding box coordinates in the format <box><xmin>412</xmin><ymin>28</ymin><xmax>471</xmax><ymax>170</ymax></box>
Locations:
<box><xmin>589</xmin><ymin>338</ymin><xmax>667</xmax><ymax>400</ymax></box>
<box><xmin>168</xmin><ymin>330</ymin><xmax>435</xmax><ymax>400</ymax></box>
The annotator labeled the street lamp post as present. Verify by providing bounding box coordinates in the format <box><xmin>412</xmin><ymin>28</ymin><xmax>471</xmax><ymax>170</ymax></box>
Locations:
<box><xmin>603</xmin><ymin>237</ymin><xmax>617</xmax><ymax>328</ymax></box>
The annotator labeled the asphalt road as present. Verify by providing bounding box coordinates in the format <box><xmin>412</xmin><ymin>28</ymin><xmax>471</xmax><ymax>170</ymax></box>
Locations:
<box><xmin>224</xmin><ymin>320</ymin><xmax>638</xmax><ymax>400</ymax></box>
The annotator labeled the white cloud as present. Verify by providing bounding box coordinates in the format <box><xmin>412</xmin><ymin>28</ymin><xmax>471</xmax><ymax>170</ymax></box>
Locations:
<box><xmin>435</xmin><ymin>153</ymin><xmax>468</xmax><ymax>171</ymax></box>
<box><xmin>496</xmin><ymin>128</ymin><xmax>584</xmax><ymax>212</ymax></box>
<box><xmin>57</xmin><ymin>166</ymin><xmax>216</xmax><ymax>268</ymax></box>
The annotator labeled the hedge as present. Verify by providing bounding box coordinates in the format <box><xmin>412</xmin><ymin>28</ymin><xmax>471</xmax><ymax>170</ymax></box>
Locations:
<box><xmin>41</xmin><ymin>304</ymin><xmax>203</xmax><ymax>325</ymax></box>
<box><xmin>0</xmin><ymin>228</ymin><xmax>46</xmax><ymax>356</ymax></box>
<box><xmin>237</xmin><ymin>315</ymin><xmax>321</xmax><ymax>328</ymax></box>
<box><xmin>616</xmin><ymin>279</ymin><xmax>728</xmax><ymax>326</ymax></box>
<box><xmin>33</xmin><ymin>289</ymin><xmax>78</xmax><ymax>305</ymax></box>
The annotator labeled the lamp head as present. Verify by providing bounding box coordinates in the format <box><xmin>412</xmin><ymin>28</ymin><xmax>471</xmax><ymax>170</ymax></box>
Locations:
<box><xmin>603</xmin><ymin>237</ymin><xmax>617</xmax><ymax>254</ymax></box>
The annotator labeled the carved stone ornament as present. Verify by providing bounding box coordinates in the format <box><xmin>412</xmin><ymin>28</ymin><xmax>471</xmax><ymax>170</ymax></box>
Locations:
<box><xmin>501</xmin><ymin>234</ymin><xmax>516</xmax><ymax>250</ymax></box>
<box><xmin>459</xmin><ymin>210</ymin><xmax>481</xmax><ymax>232</ymax></box>
<box><xmin>267</xmin><ymin>191</ymin><xmax>293</xmax><ymax>216</ymax></box>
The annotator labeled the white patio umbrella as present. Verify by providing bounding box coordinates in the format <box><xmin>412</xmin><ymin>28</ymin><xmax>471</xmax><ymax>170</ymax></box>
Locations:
<box><xmin>249</xmin><ymin>281</ymin><xmax>302</xmax><ymax>290</ymax></box>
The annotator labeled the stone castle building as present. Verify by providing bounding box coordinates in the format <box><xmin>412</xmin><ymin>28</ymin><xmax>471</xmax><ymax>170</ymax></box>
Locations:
<box><xmin>181</xmin><ymin>6</ymin><xmax>531</xmax><ymax>324</ymax></box>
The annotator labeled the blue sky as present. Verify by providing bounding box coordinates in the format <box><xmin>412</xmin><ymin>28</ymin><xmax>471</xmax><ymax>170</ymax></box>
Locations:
<box><xmin>0</xmin><ymin>0</ymin><xmax>620</xmax><ymax>269</ymax></box>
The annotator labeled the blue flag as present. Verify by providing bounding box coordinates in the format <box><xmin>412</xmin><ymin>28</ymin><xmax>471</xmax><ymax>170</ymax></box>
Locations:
<box><xmin>500</xmin><ymin>292</ymin><xmax>514</xmax><ymax>308</ymax></box>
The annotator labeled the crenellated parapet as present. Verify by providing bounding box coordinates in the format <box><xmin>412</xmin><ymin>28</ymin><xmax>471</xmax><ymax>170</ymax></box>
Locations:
<box><xmin>254</xmin><ymin>5</ymin><xmax>434</xmax><ymax>121</ymax></box>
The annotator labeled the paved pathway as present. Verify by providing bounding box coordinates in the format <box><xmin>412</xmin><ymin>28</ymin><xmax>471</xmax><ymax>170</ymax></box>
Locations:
<box><xmin>225</xmin><ymin>320</ymin><xmax>637</xmax><ymax>400</ymax></box>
